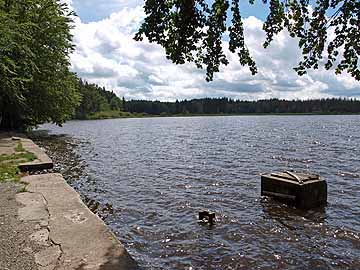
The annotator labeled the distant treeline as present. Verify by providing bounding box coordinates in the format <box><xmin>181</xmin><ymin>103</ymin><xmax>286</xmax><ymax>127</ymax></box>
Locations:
<box><xmin>72</xmin><ymin>80</ymin><xmax>360</xmax><ymax>120</ymax></box>
<box><xmin>124</xmin><ymin>98</ymin><xmax>360</xmax><ymax>115</ymax></box>
<box><xmin>75</xmin><ymin>80</ymin><xmax>124</xmax><ymax>119</ymax></box>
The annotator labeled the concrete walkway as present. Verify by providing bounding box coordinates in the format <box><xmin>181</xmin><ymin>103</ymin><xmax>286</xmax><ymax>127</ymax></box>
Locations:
<box><xmin>10</xmin><ymin>136</ymin><xmax>53</xmax><ymax>172</ymax></box>
<box><xmin>18</xmin><ymin>174</ymin><xmax>138</xmax><ymax>270</ymax></box>
<box><xmin>17</xmin><ymin>137</ymin><xmax>53</xmax><ymax>172</ymax></box>
<box><xmin>0</xmin><ymin>134</ymin><xmax>53</xmax><ymax>172</ymax></box>
<box><xmin>1</xmin><ymin>134</ymin><xmax>139</xmax><ymax>270</ymax></box>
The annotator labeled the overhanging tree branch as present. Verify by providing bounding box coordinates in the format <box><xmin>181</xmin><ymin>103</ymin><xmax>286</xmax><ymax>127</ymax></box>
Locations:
<box><xmin>135</xmin><ymin>0</ymin><xmax>359</xmax><ymax>81</ymax></box>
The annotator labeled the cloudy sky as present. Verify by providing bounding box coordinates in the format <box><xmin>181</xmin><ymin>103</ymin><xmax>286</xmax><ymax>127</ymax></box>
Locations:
<box><xmin>66</xmin><ymin>0</ymin><xmax>360</xmax><ymax>101</ymax></box>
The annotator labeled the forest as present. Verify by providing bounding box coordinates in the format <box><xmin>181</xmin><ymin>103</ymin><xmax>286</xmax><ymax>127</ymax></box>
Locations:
<box><xmin>75</xmin><ymin>80</ymin><xmax>123</xmax><ymax>119</ymax></box>
<box><xmin>124</xmin><ymin>98</ymin><xmax>360</xmax><ymax>115</ymax></box>
<box><xmin>75</xmin><ymin>80</ymin><xmax>360</xmax><ymax>117</ymax></box>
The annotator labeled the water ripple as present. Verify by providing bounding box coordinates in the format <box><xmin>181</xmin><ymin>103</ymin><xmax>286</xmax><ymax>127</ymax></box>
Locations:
<box><xmin>33</xmin><ymin>116</ymin><xmax>360</xmax><ymax>269</ymax></box>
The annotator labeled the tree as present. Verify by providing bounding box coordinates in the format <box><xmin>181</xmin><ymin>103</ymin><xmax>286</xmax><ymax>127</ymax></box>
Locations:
<box><xmin>124</xmin><ymin>97</ymin><xmax>360</xmax><ymax>115</ymax></box>
<box><xmin>0</xmin><ymin>0</ymin><xmax>80</xmax><ymax>130</ymax></box>
<box><xmin>74</xmin><ymin>80</ymin><xmax>124</xmax><ymax>119</ymax></box>
<box><xmin>135</xmin><ymin>0</ymin><xmax>359</xmax><ymax>82</ymax></box>
<box><xmin>110</xmin><ymin>96</ymin><xmax>123</xmax><ymax>110</ymax></box>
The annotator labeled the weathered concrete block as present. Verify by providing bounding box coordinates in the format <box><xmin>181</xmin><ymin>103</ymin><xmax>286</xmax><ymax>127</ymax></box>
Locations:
<box><xmin>261</xmin><ymin>171</ymin><xmax>327</xmax><ymax>209</ymax></box>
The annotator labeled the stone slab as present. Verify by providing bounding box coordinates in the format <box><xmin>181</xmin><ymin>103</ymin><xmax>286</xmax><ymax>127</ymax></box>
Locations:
<box><xmin>16</xmin><ymin>192</ymin><xmax>49</xmax><ymax>223</ymax></box>
<box><xmin>20</xmin><ymin>173</ymin><xmax>139</xmax><ymax>270</ymax></box>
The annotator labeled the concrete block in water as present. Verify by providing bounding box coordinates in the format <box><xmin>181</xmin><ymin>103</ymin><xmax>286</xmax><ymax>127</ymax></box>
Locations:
<box><xmin>199</xmin><ymin>210</ymin><xmax>216</xmax><ymax>225</ymax></box>
<box><xmin>261</xmin><ymin>171</ymin><xmax>327</xmax><ymax>209</ymax></box>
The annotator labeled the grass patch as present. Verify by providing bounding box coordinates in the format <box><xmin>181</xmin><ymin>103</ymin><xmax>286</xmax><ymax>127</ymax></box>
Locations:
<box><xmin>15</xmin><ymin>141</ymin><xmax>25</xmax><ymax>152</ymax></box>
<box><xmin>0</xmin><ymin>142</ymin><xmax>36</xmax><ymax>182</ymax></box>
<box><xmin>0</xmin><ymin>163</ymin><xmax>20</xmax><ymax>182</ymax></box>
<box><xmin>86</xmin><ymin>110</ymin><xmax>146</xmax><ymax>120</ymax></box>
<box><xmin>0</xmin><ymin>152</ymin><xmax>36</xmax><ymax>163</ymax></box>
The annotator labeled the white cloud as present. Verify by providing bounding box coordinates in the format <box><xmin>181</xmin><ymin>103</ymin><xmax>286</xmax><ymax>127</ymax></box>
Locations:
<box><xmin>68</xmin><ymin>6</ymin><xmax>360</xmax><ymax>101</ymax></box>
<box><xmin>70</xmin><ymin>0</ymin><xmax>143</xmax><ymax>22</ymax></box>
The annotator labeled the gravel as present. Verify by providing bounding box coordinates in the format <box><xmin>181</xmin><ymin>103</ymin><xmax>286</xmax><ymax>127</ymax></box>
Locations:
<box><xmin>0</xmin><ymin>183</ymin><xmax>38</xmax><ymax>270</ymax></box>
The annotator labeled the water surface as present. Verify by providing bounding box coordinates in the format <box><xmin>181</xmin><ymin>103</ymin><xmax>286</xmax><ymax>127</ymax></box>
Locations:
<box><xmin>33</xmin><ymin>116</ymin><xmax>360</xmax><ymax>269</ymax></box>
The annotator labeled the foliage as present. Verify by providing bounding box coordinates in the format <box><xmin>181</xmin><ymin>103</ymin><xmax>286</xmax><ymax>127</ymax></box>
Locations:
<box><xmin>15</xmin><ymin>141</ymin><xmax>25</xmax><ymax>152</ymax></box>
<box><xmin>87</xmin><ymin>111</ymin><xmax>145</xmax><ymax>120</ymax></box>
<box><xmin>135</xmin><ymin>0</ymin><xmax>359</xmax><ymax>81</ymax></box>
<box><xmin>75</xmin><ymin>80</ymin><xmax>123</xmax><ymax>119</ymax></box>
<box><xmin>0</xmin><ymin>0</ymin><xmax>80</xmax><ymax>130</ymax></box>
<box><xmin>124</xmin><ymin>97</ymin><xmax>360</xmax><ymax>115</ymax></box>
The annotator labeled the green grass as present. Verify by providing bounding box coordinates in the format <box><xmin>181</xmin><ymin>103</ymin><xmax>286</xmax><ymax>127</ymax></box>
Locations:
<box><xmin>86</xmin><ymin>110</ymin><xmax>147</xmax><ymax>120</ymax></box>
<box><xmin>0</xmin><ymin>152</ymin><xmax>36</xmax><ymax>163</ymax></box>
<box><xmin>0</xmin><ymin>142</ymin><xmax>36</xmax><ymax>182</ymax></box>
<box><xmin>79</xmin><ymin>111</ymin><xmax>360</xmax><ymax>121</ymax></box>
<box><xmin>15</xmin><ymin>141</ymin><xmax>25</xmax><ymax>152</ymax></box>
<box><xmin>0</xmin><ymin>163</ymin><xmax>21</xmax><ymax>182</ymax></box>
<box><xmin>17</xmin><ymin>185</ymin><xmax>28</xmax><ymax>193</ymax></box>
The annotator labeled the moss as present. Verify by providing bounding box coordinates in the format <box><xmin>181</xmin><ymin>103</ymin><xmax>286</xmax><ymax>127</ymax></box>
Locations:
<box><xmin>16</xmin><ymin>184</ymin><xmax>27</xmax><ymax>193</ymax></box>
<box><xmin>0</xmin><ymin>163</ymin><xmax>20</xmax><ymax>182</ymax></box>
<box><xmin>0</xmin><ymin>142</ymin><xmax>36</xmax><ymax>182</ymax></box>
<box><xmin>0</xmin><ymin>152</ymin><xmax>36</xmax><ymax>163</ymax></box>
<box><xmin>15</xmin><ymin>141</ymin><xmax>25</xmax><ymax>152</ymax></box>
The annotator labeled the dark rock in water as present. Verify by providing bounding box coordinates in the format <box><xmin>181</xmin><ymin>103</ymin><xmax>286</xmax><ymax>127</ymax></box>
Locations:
<box><xmin>261</xmin><ymin>171</ymin><xmax>327</xmax><ymax>209</ymax></box>
<box><xmin>104</xmin><ymin>203</ymin><xmax>114</xmax><ymax>214</ymax></box>
<box><xmin>199</xmin><ymin>210</ymin><xmax>216</xmax><ymax>225</ymax></box>
<box><xmin>87</xmin><ymin>200</ymin><xmax>100</xmax><ymax>214</ymax></box>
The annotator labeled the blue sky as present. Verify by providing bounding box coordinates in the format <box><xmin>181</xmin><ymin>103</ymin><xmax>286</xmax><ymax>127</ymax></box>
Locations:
<box><xmin>73</xmin><ymin>0</ymin><xmax>269</xmax><ymax>23</ymax></box>
<box><xmin>65</xmin><ymin>0</ymin><xmax>360</xmax><ymax>101</ymax></box>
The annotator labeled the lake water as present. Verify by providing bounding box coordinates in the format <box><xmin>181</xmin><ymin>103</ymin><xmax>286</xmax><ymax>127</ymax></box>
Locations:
<box><xmin>33</xmin><ymin>116</ymin><xmax>360</xmax><ymax>269</ymax></box>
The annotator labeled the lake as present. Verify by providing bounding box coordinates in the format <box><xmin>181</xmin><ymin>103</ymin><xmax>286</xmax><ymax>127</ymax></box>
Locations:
<box><xmin>33</xmin><ymin>115</ymin><xmax>360</xmax><ymax>269</ymax></box>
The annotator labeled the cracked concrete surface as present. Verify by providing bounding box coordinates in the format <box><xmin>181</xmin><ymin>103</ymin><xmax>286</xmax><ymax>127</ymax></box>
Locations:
<box><xmin>1</xmin><ymin>134</ymin><xmax>138</xmax><ymax>270</ymax></box>
<box><xmin>0</xmin><ymin>183</ymin><xmax>40</xmax><ymax>270</ymax></box>
<box><xmin>18</xmin><ymin>174</ymin><xmax>138</xmax><ymax>270</ymax></box>
<box><xmin>35</xmin><ymin>246</ymin><xmax>62</xmax><ymax>268</ymax></box>
<box><xmin>29</xmin><ymin>229</ymin><xmax>50</xmax><ymax>246</ymax></box>
<box><xmin>16</xmin><ymin>192</ymin><xmax>49</xmax><ymax>223</ymax></box>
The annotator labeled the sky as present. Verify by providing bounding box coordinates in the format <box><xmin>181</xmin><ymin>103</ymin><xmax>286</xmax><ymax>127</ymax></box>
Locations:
<box><xmin>65</xmin><ymin>0</ymin><xmax>360</xmax><ymax>101</ymax></box>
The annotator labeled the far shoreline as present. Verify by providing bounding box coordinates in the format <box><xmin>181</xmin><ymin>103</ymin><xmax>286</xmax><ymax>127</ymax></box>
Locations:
<box><xmin>72</xmin><ymin>112</ymin><xmax>360</xmax><ymax>121</ymax></box>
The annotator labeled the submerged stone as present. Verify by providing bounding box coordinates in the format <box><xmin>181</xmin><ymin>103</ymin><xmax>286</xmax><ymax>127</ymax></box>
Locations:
<box><xmin>199</xmin><ymin>210</ymin><xmax>216</xmax><ymax>225</ymax></box>
<box><xmin>261</xmin><ymin>171</ymin><xmax>327</xmax><ymax>209</ymax></box>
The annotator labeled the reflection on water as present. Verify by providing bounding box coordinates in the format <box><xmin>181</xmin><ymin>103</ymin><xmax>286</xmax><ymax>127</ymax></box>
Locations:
<box><xmin>32</xmin><ymin>116</ymin><xmax>360</xmax><ymax>269</ymax></box>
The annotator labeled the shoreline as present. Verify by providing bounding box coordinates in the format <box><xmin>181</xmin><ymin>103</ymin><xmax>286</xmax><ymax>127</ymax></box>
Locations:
<box><xmin>72</xmin><ymin>112</ymin><xmax>360</xmax><ymax>121</ymax></box>
<box><xmin>0</xmin><ymin>134</ymin><xmax>139</xmax><ymax>270</ymax></box>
